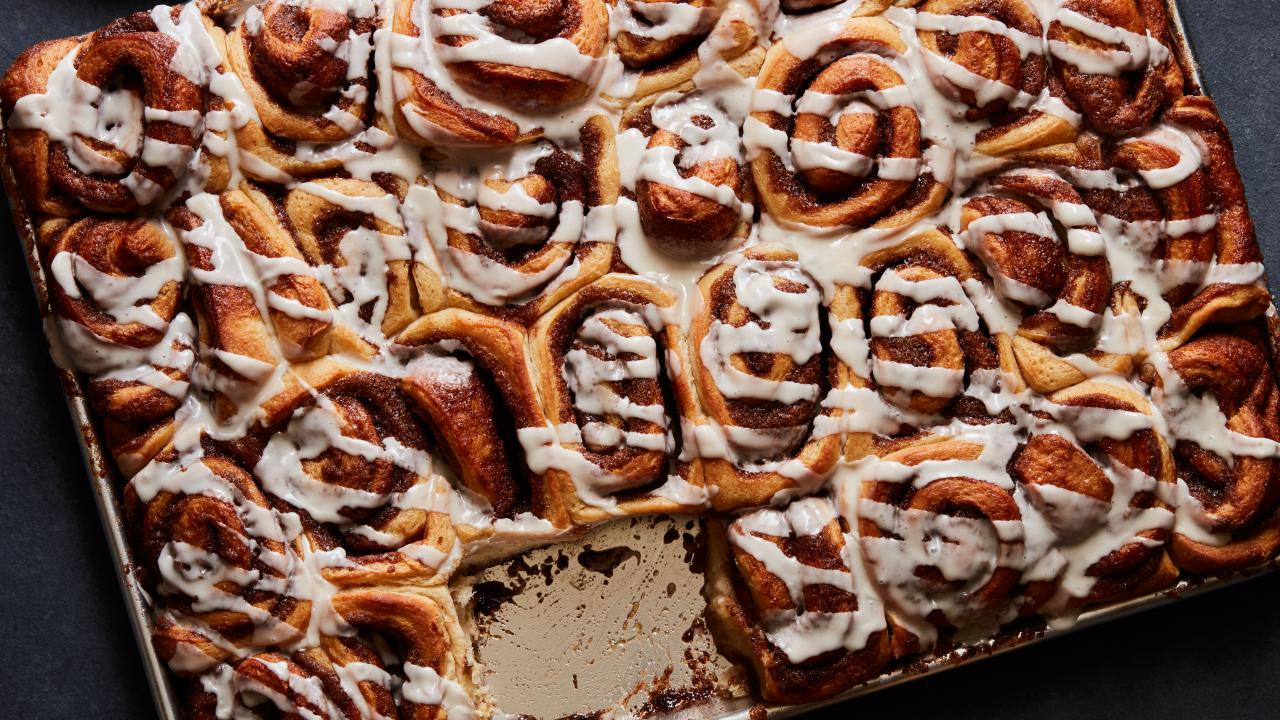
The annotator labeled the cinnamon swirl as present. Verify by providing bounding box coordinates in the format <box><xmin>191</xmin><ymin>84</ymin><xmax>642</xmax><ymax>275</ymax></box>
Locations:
<box><xmin>745</xmin><ymin>16</ymin><xmax>949</xmax><ymax>230</ymax></box>
<box><xmin>1</xmin><ymin>10</ymin><xmax>212</xmax><ymax>214</ymax></box>
<box><xmin>183</xmin><ymin>587</ymin><xmax>479</xmax><ymax>719</ymax></box>
<box><xmin>704</xmin><ymin>495</ymin><xmax>891</xmax><ymax>703</ymax></box>
<box><xmin>853</xmin><ymin>434</ymin><xmax>1057</xmax><ymax>655</ymax></box>
<box><xmin>249</xmin><ymin>358</ymin><xmax>462</xmax><ymax>587</ymax></box>
<box><xmin>691</xmin><ymin>245</ymin><xmax>844</xmax><ymax>510</ymax></box>
<box><xmin>959</xmin><ymin>171</ymin><xmax>1132</xmax><ymax>393</ymax></box>
<box><xmin>221</xmin><ymin>0</ymin><xmax>380</xmax><ymax>180</ymax></box>
<box><xmin>526</xmin><ymin>273</ymin><xmax>707</xmax><ymax>522</ymax></box>
<box><xmin>284</xmin><ymin>177</ymin><xmax>443</xmax><ymax>343</ymax></box>
<box><xmin>127</xmin><ymin>452</ymin><xmax>315</xmax><ymax>674</ymax></box>
<box><xmin>39</xmin><ymin>215</ymin><xmax>192</xmax><ymax>477</ymax></box>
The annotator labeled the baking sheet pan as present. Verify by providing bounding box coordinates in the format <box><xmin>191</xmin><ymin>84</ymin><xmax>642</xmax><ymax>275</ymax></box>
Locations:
<box><xmin>0</xmin><ymin>1</ymin><xmax>1273</xmax><ymax>719</ymax></box>
<box><xmin>0</xmin><ymin>135</ymin><xmax>183</xmax><ymax>715</ymax></box>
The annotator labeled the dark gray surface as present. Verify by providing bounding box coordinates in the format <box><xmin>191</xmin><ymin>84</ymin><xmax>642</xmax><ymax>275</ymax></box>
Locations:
<box><xmin>0</xmin><ymin>1</ymin><xmax>1276</xmax><ymax>718</ymax></box>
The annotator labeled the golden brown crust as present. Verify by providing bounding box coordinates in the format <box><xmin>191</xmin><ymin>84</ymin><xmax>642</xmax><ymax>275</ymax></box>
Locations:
<box><xmin>609</xmin><ymin>1</ymin><xmax>764</xmax><ymax>105</ymax></box>
<box><xmin>0</xmin><ymin>37</ymin><xmax>85</xmax><ymax>216</ymax></box>
<box><xmin>218</xmin><ymin>183</ymin><xmax>341</xmax><ymax>361</ymax></box>
<box><xmin>167</xmin><ymin>200</ymin><xmax>283</xmax><ymax>422</ymax></box>
<box><xmin>285</xmin><ymin>177</ymin><xmax>442</xmax><ymax>341</ymax></box>
<box><xmin>396</xmin><ymin>308</ymin><xmax>564</xmax><ymax>536</ymax></box>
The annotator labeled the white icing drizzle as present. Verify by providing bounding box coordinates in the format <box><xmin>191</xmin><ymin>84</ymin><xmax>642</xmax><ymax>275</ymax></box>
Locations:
<box><xmin>402</xmin><ymin>662</ymin><xmax>477</xmax><ymax>720</ymax></box>
<box><xmin>702</xmin><ymin>258</ymin><xmax>822</xmax><ymax>405</ymax></box>
<box><xmin>563</xmin><ymin>309</ymin><xmax>668</xmax><ymax>455</ymax></box>
<box><xmin>866</xmin><ymin>267</ymin><xmax>981</xmax><ymax>403</ymax></box>
<box><xmin>404</xmin><ymin>140</ymin><xmax>611</xmax><ymax>309</ymax></box>
<box><xmin>1048</xmin><ymin>6</ymin><xmax>1170</xmax><ymax>77</ymax></box>
<box><xmin>518</xmin><ymin>284</ymin><xmax>700</xmax><ymax>511</ymax></box>
<box><xmin>728</xmin><ymin>496</ymin><xmax>886</xmax><ymax>664</ymax></box>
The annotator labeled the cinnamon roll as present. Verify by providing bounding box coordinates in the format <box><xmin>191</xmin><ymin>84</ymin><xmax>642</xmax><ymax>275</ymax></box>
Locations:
<box><xmin>186</xmin><ymin>588</ymin><xmax>478</xmax><ymax>719</ymax></box>
<box><xmin>1</xmin><ymin>9</ymin><xmax>212</xmax><ymax>214</ymax></box>
<box><xmin>39</xmin><ymin>216</ymin><xmax>193</xmax><ymax>477</ymax></box>
<box><xmin>853</xmin><ymin>229</ymin><xmax>1023</xmax><ymax>422</ymax></box>
<box><xmin>620</xmin><ymin>90</ymin><xmax>754</xmax><ymax>259</ymax></box>
<box><xmin>1013</xmin><ymin>380</ymin><xmax>1178</xmax><ymax>608</ymax></box>
<box><xmin>4</xmin><ymin>0</ymin><xmax>1280</xmax><ymax>714</ymax></box>
<box><xmin>959</xmin><ymin>171</ymin><xmax>1131</xmax><ymax>394</ymax></box>
<box><xmin>248</xmin><ymin>358</ymin><xmax>461</xmax><ymax>588</ymax></box>
<box><xmin>386</xmin><ymin>0</ymin><xmax>608</xmax><ymax>147</ymax></box>
<box><xmin>1035</xmin><ymin>98</ymin><xmax>1271</xmax><ymax>363</ymax></box>
<box><xmin>1</xmin><ymin>37</ymin><xmax>82</xmax><ymax>217</ymax></box>
<box><xmin>1115</xmin><ymin>97</ymin><xmax>1270</xmax><ymax>351</ymax></box>
<box><xmin>221</xmin><ymin>0</ymin><xmax>380</xmax><ymax>181</ymax></box>
<box><xmin>405</xmin><ymin>116</ymin><xmax>617</xmax><ymax>324</ymax></box>
<box><xmin>185</xmin><ymin>646</ymin><xmax>399</xmax><ymax>720</ymax></box>
<box><xmin>167</xmin><ymin>194</ymin><xmax>285</xmax><ymax>423</ymax></box>
<box><xmin>1046</xmin><ymin>0</ymin><xmax>1182</xmax><ymax>137</ymax></box>
<box><xmin>745</xmin><ymin>16</ymin><xmax>949</xmax><ymax>229</ymax></box>
<box><xmin>704</xmin><ymin>496</ymin><xmax>891</xmax><ymax>704</ymax></box>
<box><xmin>126</xmin><ymin>452</ymin><xmax>314</xmax><ymax>675</ymax></box>
<box><xmin>327</xmin><ymin>588</ymin><xmax>480</xmax><ymax>720</ymax></box>
<box><xmin>855</xmin><ymin>434</ymin><xmax>1055</xmax><ymax>656</ymax></box>
<box><xmin>691</xmin><ymin>245</ymin><xmax>844</xmax><ymax>511</ymax></box>
<box><xmin>394</xmin><ymin>308</ymin><xmax>564</xmax><ymax>543</ymax></box>
<box><xmin>607</xmin><ymin>0</ymin><xmax>765</xmax><ymax>105</ymax></box>
<box><xmin>285</xmin><ymin>177</ymin><xmax>444</xmax><ymax>344</ymax></box>
<box><xmin>904</xmin><ymin>0</ymin><xmax>1079</xmax><ymax>157</ymax></box>
<box><xmin>1144</xmin><ymin>335</ymin><xmax>1280</xmax><ymax>574</ymax></box>
<box><xmin>526</xmin><ymin>273</ymin><xmax>707</xmax><ymax>522</ymax></box>
<box><xmin>216</xmin><ymin>182</ymin><xmax>344</xmax><ymax>361</ymax></box>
